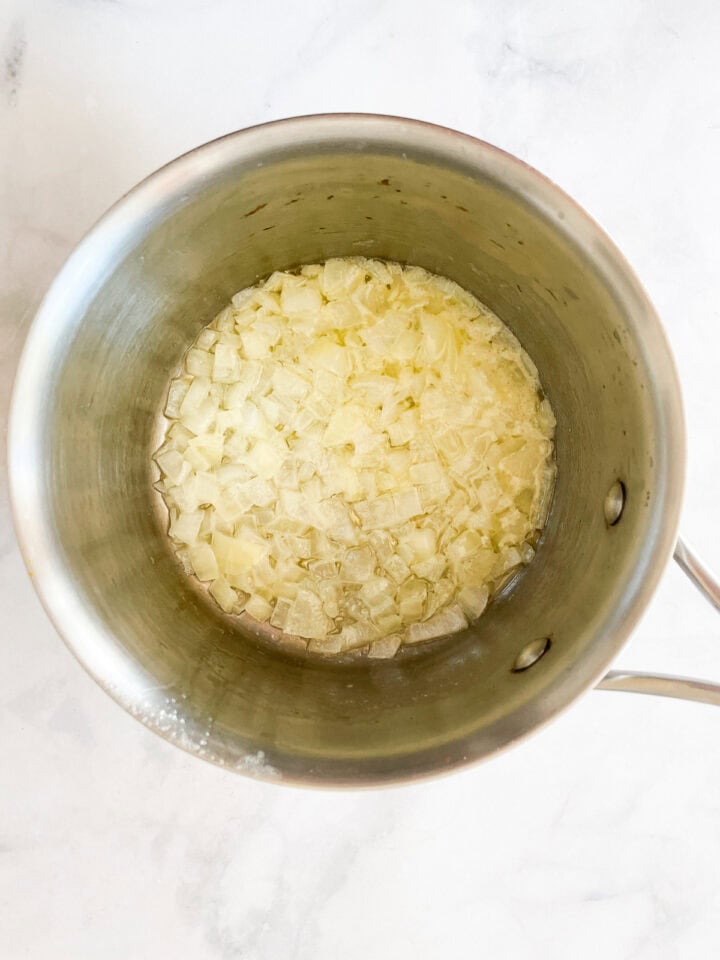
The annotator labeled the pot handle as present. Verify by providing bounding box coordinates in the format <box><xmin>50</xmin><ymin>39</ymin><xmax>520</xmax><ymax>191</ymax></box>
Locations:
<box><xmin>672</xmin><ymin>537</ymin><xmax>720</xmax><ymax>612</ymax></box>
<box><xmin>597</xmin><ymin>537</ymin><xmax>720</xmax><ymax>703</ymax></box>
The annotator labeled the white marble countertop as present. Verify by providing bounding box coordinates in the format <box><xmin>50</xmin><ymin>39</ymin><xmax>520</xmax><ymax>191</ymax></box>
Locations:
<box><xmin>2</xmin><ymin>2</ymin><xmax>720</xmax><ymax>957</ymax></box>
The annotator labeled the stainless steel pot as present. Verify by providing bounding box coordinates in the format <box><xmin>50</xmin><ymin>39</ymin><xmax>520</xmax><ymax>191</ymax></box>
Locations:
<box><xmin>8</xmin><ymin>115</ymin><xmax>719</xmax><ymax>786</ymax></box>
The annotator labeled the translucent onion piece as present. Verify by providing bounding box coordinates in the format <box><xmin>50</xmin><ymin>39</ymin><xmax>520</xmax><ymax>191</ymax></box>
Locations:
<box><xmin>209</xmin><ymin>576</ymin><xmax>240</xmax><ymax>613</ymax></box>
<box><xmin>153</xmin><ymin>257</ymin><xmax>556</xmax><ymax>658</ymax></box>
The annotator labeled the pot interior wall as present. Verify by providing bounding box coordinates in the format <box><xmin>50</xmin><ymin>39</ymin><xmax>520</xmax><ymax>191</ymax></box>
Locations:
<box><xmin>44</xmin><ymin>137</ymin><xmax>664</xmax><ymax>781</ymax></box>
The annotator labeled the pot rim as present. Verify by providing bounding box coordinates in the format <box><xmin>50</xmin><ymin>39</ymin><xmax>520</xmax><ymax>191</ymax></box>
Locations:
<box><xmin>7</xmin><ymin>113</ymin><xmax>686</xmax><ymax>787</ymax></box>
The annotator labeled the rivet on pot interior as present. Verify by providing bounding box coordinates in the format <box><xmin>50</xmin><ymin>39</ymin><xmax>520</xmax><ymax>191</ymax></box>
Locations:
<box><xmin>604</xmin><ymin>480</ymin><xmax>626</xmax><ymax>526</ymax></box>
<box><xmin>512</xmin><ymin>637</ymin><xmax>551</xmax><ymax>672</ymax></box>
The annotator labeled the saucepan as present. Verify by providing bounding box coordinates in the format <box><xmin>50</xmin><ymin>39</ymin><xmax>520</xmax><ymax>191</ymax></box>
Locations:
<box><xmin>8</xmin><ymin>114</ymin><xmax>720</xmax><ymax>785</ymax></box>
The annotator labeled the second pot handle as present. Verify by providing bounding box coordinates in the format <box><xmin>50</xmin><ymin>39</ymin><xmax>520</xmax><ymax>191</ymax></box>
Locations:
<box><xmin>673</xmin><ymin>537</ymin><xmax>720</xmax><ymax>612</ymax></box>
<box><xmin>597</xmin><ymin>537</ymin><xmax>720</xmax><ymax>704</ymax></box>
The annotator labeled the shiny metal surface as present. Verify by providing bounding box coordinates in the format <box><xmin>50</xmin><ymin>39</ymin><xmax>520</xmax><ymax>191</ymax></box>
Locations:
<box><xmin>673</xmin><ymin>537</ymin><xmax>720</xmax><ymax>612</ymax></box>
<box><xmin>595</xmin><ymin>538</ymin><xmax>720</xmax><ymax>706</ymax></box>
<box><xmin>603</xmin><ymin>479</ymin><xmax>626</xmax><ymax>526</ymax></box>
<box><xmin>598</xmin><ymin>671</ymin><xmax>720</xmax><ymax>707</ymax></box>
<box><xmin>512</xmin><ymin>637</ymin><xmax>552</xmax><ymax>673</ymax></box>
<box><xmin>8</xmin><ymin>115</ymin><xmax>686</xmax><ymax>785</ymax></box>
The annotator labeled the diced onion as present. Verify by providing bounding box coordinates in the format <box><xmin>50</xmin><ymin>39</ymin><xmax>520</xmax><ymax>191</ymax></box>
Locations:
<box><xmin>154</xmin><ymin>258</ymin><xmax>556</xmax><ymax>657</ymax></box>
